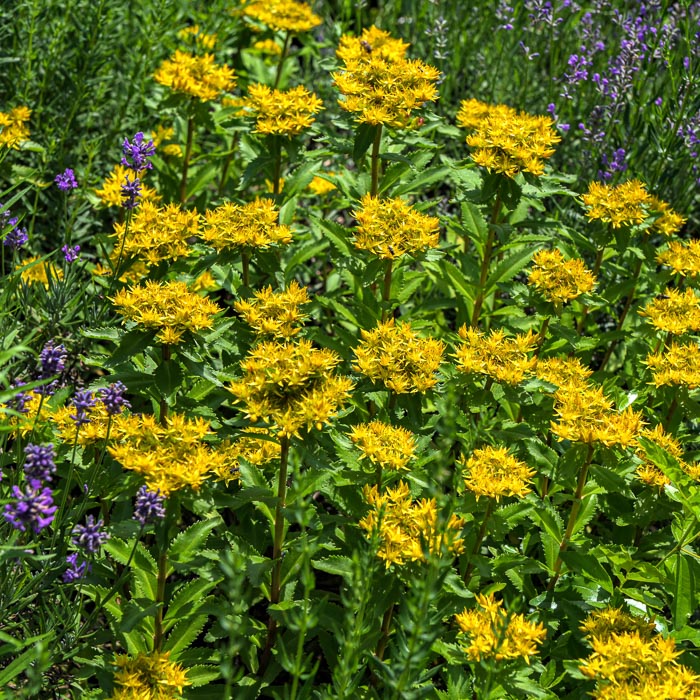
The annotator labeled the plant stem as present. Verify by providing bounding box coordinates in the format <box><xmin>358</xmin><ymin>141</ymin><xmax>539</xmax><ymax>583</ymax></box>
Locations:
<box><xmin>464</xmin><ymin>500</ymin><xmax>495</xmax><ymax>585</ymax></box>
<box><xmin>576</xmin><ymin>247</ymin><xmax>604</xmax><ymax>334</ymax></box>
<box><xmin>547</xmin><ymin>443</ymin><xmax>595</xmax><ymax>592</ymax></box>
<box><xmin>217</xmin><ymin>132</ymin><xmax>240</xmax><ymax>196</ymax></box>
<box><xmin>271</xmin><ymin>136</ymin><xmax>282</xmax><ymax>197</ymax></box>
<box><xmin>153</xmin><ymin>549</ymin><xmax>168</xmax><ymax>652</ymax></box>
<box><xmin>381</xmin><ymin>259</ymin><xmax>393</xmax><ymax>320</ymax></box>
<box><xmin>534</xmin><ymin>316</ymin><xmax>550</xmax><ymax>358</ymax></box>
<box><xmin>179</xmin><ymin>113</ymin><xmax>195</xmax><ymax>203</ymax></box>
<box><xmin>273</xmin><ymin>32</ymin><xmax>291</xmax><ymax>89</ymax></box>
<box><xmin>470</xmin><ymin>193</ymin><xmax>501</xmax><ymax>328</ymax></box>
<box><xmin>241</xmin><ymin>250</ymin><xmax>250</xmax><ymax>289</ymax></box>
<box><xmin>375</xmin><ymin>603</ymin><xmax>394</xmax><ymax>661</ymax></box>
<box><xmin>160</xmin><ymin>344</ymin><xmax>170</xmax><ymax>427</ymax></box>
<box><xmin>370</xmin><ymin>125</ymin><xmax>383</xmax><ymax>197</ymax></box>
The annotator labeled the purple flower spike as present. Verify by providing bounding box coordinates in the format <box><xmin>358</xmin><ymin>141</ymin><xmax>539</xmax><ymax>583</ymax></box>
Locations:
<box><xmin>63</xmin><ymin>552</ymin><xmax>90</xmax><ymax>583</ymax></box>
<box><xmin>121</xmin><ymin>175</ymin><xmax>142</xmax><ymax>210</ymax></box>
<box><xmin>24</xmin><ymin>443</ymin><xmax>56</xmax><ymax>486</ymax></box>
<box><xmin>100</xmin><ymin>381</ymin><xmax>130</xmax><ymax>416</ymax></box>
<box><xmin>55</xmin><ymin>168</ymin><xmax>78</xmax><ymax>191</ymax></box>
<box><xmin>61</xmin><ymin>244</ymin><xmax>81</xmax><ymax>263</ymax></box>
<box><xmin>2</xmin><ymin>203</ymin><xmax>28</xmax><ymax>250</ymax></box>
<box><xmin>4</xmin><ymin>484</ymin><xmax>57</xmax><ymax>533</ymax></box>
<box><xmin>133</xmin><ymin>485</ymin><xmax>166</xmax><ymax>525</ymax></box>
<box><xmin>71</xmin><ymin>514</ymin><xmax>109</xmax><ymax>555</ymax></box>
<box><xmin>121</xmin><ymin>132</ymin><xmax>156</xmax><ymax>172</ymax></box>
<box><xmin>70</xmin><ymin>389</ymin><xmax>98</xmax><ymax>427</ymax></box>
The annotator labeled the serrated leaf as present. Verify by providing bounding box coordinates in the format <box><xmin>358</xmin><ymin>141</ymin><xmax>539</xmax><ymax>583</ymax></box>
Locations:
<box><xmin>164</xmin><ymin>578</ymin><xmax>221</xmax><ymax>626</ymax></box>
<box><xmin>163</xmin><ymin>615</ymin><xmax>208</xmax><ymax>657</ymax></box>
<box><xmin>168</xmin><ymin>516</ymin><xmax>223</xmax><ymax>568</ymax></box>
<box><xmin>672</xmin><ymin>553</ymin><xmax>695</xmax><ymax>630</ymax></box>
<box><xmin>353</xmin><ymin>123</ymin><xmax>380</xmax><ymax>162</ymax></box>
<box><xmin>312</xmin><ymin>555</ymin><xmax>354</xmax><ymax>580</ymax></box>
<box><xmin>183</xmin><ymin>664</ymin><xmax>221</xmax><ymax>687</ymax></box>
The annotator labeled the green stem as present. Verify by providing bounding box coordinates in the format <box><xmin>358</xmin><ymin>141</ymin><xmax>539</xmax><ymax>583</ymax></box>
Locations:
<box><xmin>375</xmin><ymin>603</ymin><xmax>394</xmax><ymax>661</ymax></box>
<box><xmin>463</xmin><ymin>500</ymin><xmax>495</xmax><ymax>585</ymax></box>
<box><xmin>272</xmin><ymin>136</ymin><xmax>282</xmax><ymax>197</ymax></box>
<box><xmin>273</xmin><ymin>32</ymin><xmax>291</xmax><ymax>90</ymax></box>
<box><xmin>381</xmin><ymin>259</ymin><xmax>393</xmax><ymax>320</ymax></box>
<box><xmin>370</xmin><ymin>125</ymin><xmax>383</xmax><ymax>197</ymax></box>
<box><xmin>470</xmin><ymin>193</ymin><xmax>501</xmax><ymax>328</ymax></box>
<box><xmin>547</xmin><ymin>443</ymin><xmax>595</xmax><ymax>592</ymax></box>
<box><xmin>534</xmin><ymin>316</ymin><xmax>550</xmax><ymax>358</ymax></box>
<box><xmin>160</xmin><ymin>344</ymin><xmax>171</xmax><ymax>427</ymax></box>
<box><xmin>179</xmin><ymin>114</ymin><xmax>195</xmax><ymax>203</ymax></box>
<box><xmin>217</xmin><ymin>133</ymin><xmax>240</xmax><ymax>196</ymax></box>
<box><xmin>576</xmin><ymin>247</ymin><xmax>604</xmax><ymax>334</ymax></box>
<box><xmin>241</xmin><ymin>250</ymin><xmax>250</xmax><ymax>289</ymax></box>
<box><xmin>153</xmin><ymin>549</ymin><xmax>168</xmax><ymax>652</ymax></box>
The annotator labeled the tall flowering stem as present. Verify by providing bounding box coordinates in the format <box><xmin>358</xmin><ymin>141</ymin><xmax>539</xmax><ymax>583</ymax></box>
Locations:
<box><xmin>370</xmin><ymin>125</ymin><xmax>383</xmax><ymax>198</ymax></box>
<box><xmin>160</xmin><ymin>345</ymin><xmax>171</xmax><ymax>427</ymax></box>
<box><xmin>273</xmin><ymin>31</ymin><xmax>291</xmax><ymax>90</ymax></box>
<box><xmin>179</xmin><ymin>114</ymin><xmax>195</xmax><ymax>203</ymax></box>
<box><xmin>470</xmin><ymin>192</ymin><xmax>501</xmax><ymax>328</ymax></box>
<box><xmin>153</xmin><ymin>506</ymin><xmax>171</xmax><ymax>652</ymax></box>
<box><xmin>382</xmin><ymin>259</ymin><xmax>393</xmax><ymax>321</ymax></box>
<box><xmin>547</xmin><ymin>443</ymin><xmax>595</xmax><ymax>592</ymax></box>
<box><xmin>463</xmin><ymin>500</ymin><xmax>495</xmax><ymax>585</ymax></box>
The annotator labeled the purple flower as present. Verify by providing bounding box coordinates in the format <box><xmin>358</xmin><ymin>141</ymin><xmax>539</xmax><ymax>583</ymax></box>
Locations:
<box><xmin>100</xmin><ymin>381</ymin><xmax>130</xmax><ymax>416</ymax></box>
<box><xmin>70</xmin><ymin>389</ymin><xmax>97</xmax><ymax>426</ymax></box>
<box><xmin>4</xmin><ymin>484</ymin><xmax>57</xmax><ymax>533</ymax></box>
<box><xmin>55</xmin><ymin>168</ymin><xmax>78</xmax><ymax>191</ymax></box>
<box><xmin>1</xmin><ymin>203</ymin><xmax>28</xmax><ymax>250</ymax></box>
<box><xmin>63</xmin><ymin>552</ymin><xmax>90</xmax><ymax>583</ymax></box>
<box><xmin>598</xmin><ymin>147</ymin><xmax>628</xmax><ymax>181</ymax></box>
<box><xmin>5</xmin><ymin>382</ymin><xmax>31</xmax><ymax>415</ymax></box>
<box><xmin>61</xmin><ymin>244</ymin><xmax>80</xmax><ymax>263</ymax></box>
<box><xmin>71</xmin><ymin>514</ymin><xmax>109</xmax><ymax>555</ymax></box>
<box><xmin>40</xmin><ymin>340</ymin><xmax>67</xmax><ymax>377</ymax></box>
<box><xmin>23</xmin><ymin>443</ymin><xmax>56</xmax><ymax>486</ymax></box>
<box><xmin>121</xmin><ymin>132</ymin><xmax>156</xmax><ymax>172</ymax></box>
<box><xmin>121</xmin><ymin>176</ymin><xmax>142</xmax><ymax>210</ymax></box>
<box><xmin>133</xmin><ymin>486</ymin><xmax>166</xmax><ymax>525</ymax></box>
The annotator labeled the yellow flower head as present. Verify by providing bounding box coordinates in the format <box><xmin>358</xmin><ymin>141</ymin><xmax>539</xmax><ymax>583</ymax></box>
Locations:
<box><xmin>646</xmin><ymin>341</ymin><xmax>700</xmax><ymax>389</ymax></box>
<box><xmin>648</xmin><ymin>195</ymin><xmax>687</xmax><ymax>236</ymax></box>
<box><xmin>252</xmin><ymin>39</ymin><xmax>283</xmax><ymax>56</ymax></box>
<box><xmin>349</xmin><ymin>420</ymin><xmax>417</xmax><ymax>472</ymax></box>
<box><xmin>352</xmin><ymin>194</ymin><xmax>440</xmax><ymax>259</ymax></box>
<box><xmin>333</xmin><ymin>26</ymin><xmax>440</xmax><ymax>129</ymax></box>
<box><xmin>551</xmin><ymin>383</ymin><xmax>644</xmax><ymax>447</ymax></box>
<box><xmin>5</xmin><ymin>391</ymin><xmax>48</xmax><ymax>437</ymax></box>
<box><xmin>202</xmin><ymin>198</ymin><xmax>292</xmax><ymax>251</ymax></box>
<box><xmin>112</xmin><ymin>280</ymin><xmax>222</xmax><ymax>345</ymax></box>
<box><xmin>308</xmin><ymin>174</ymin><xmax>336</xmax><ymax>195</ymax></box>
<box><xmin>657</xmin><ymin>239</ymin><xmax>700</xmax><ymax>280</ymax></box>
<box><xmin>639</xmin><ymin>288</ymin><xmax>700</xmax><ymax>335</ymax></box>
<box><xmin>111</xmin><ymin>651</ymin><xmax>189</xmax><ymax>700</ymax></box>
<box><xmin>359</xmin><ymin>481</ymin><xmax>464</xmax><ymax>566</ymax></box>
<box><xmin>528</xmin><ymin>249</ymin><xmax>596</xmax><ymax>303</ymax></box>
<box><xmin>454</xmin><ymin>326</ymin><xmax>538</xmax><ymax>385</ymax></box>
<box><xmin>209</xmin><ymin>429</ymin><xmax>280</xmax><ymax>485</ymax></box>
<box><xmin>580</xmin><ymin>607</ymin><xmax>656</xmax><ymax>643</ymax></box>
<box><xmin>581</xmin><ymin>179</ymin><xmax>652</xmax><ymax>228</ymax></box>
<box><xmin>534</xmin><ymin>356</ymin><xmax>593</xmax><ymax>389</ymax></box>
<box><xmin>635</xmin><ymin>424</ymin><xmax>683</xmax><ymax>488</ymax></box>
<box><xmin>154</xmin><ymin>50</ymin><xmax>235</xmax><ymax>102</ymax></box>
<box><xmin>228</xmin><ymin>339</ymin><xmax>354</xmax><ymax>437</ymax></box>
<box><xmin>455</xmin><ymin>594</ymin><xmax>546</xmax><ymax>663</ymax></box>
<box><xmin>94</xmin><ymin>164</ymin><xmax>160</xmax><ymax>208</ymax></box>
<box><xmin>0</xmin><ymin>106</ymin><xmax>31</xmax><ymax>149</ymax></box>
<box><xmin>177</xmin><ymin>24</ymin><xmax>217</xmax><ymax>51</ymax></box>
<box><xmin>233</xmin><ymin>280</ymin><xmax>309</xmax><ymax>338</ymax></box>
<box><xmin>19</xmin><ymin>256</ymin><xmax>63</xmax><ymax>287</ymax></box>
<box><xmin>461</xmin><ymin>445</ymin><xmax>535</xmax><ymax>501</ymax></box>
<box><xmin>239</xmin><ymin>0</ymin><xmax>321</xmax><ymax>33</ymax></box>
<box><xmin>109</xmin><ymin>413</ymin><xmax>217</xmax><ymax>496</ymax></box>
<box><xmin>457</xmin><ymin>99</ymin><xmax>560</xmax><ymax>177</ymax></box>
<box><xmin>111</xmin><ymin>201</ymin><xmax>199</xmax><ymax>269</ymax></box>
<box><xmin>51</xmin><ymin>402</ymin><xmax>117</xmax><ymax>445</ymax></box>
<box><xmin>233</xmin><ymin>83</ymin><xmax>323</xmax><ymax>137</ymax></box>
<box><xmin>353</xmin><ymin>319</ymin><xmax>445</xmax><ymax>394</ymax></box>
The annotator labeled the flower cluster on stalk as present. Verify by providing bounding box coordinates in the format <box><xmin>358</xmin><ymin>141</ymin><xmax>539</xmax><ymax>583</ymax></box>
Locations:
<box><xmin>109</xmin><ymin>651</ymin><xmax>189</xmax><ymax>700</ymax></box>
<box><xmin>234</xmin><ymin>280</ymin><xmax>309</xmax><ymax>338</ymax></box>
<box><xmin>646</xmin><ymin>341</ymin><xmax>700</xmax><ymax>389</ymax></box>
<box><xmin>639</xmin><ymin>288</ymin><xmax>700</xmax><ymax>335</ymax></box>
<box><xmin>154</xmin><ymin>50</ymin><xmax>235</xmax><ymax>102</ymax></box>
<box><xmin>239</xmin><ymin>0</ymin><xmax>321</xmax><ymax>34</ymax></box>
<box><xmin>528</xmin><ymin>249</ymin><xmax>596</xmax><ymax>303</ymax></box>
<box><xmin>0</xmin><ymin>106</ymin><xmax>31</xmax><ymax>149</ymax></box>
<box><xmin>461</xmin><ymin>445</ymin><xmax>535</xmax><ymax>501</ymax></box>
<box><xmin>349</xmin><ymin>420</ymin><xmax>417</xmax><ymax>472</ymax></box>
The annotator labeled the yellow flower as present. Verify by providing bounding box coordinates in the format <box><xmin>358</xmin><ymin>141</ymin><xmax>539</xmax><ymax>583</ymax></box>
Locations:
<box><xmin>581</xmin><ymin>179</ymin><xmax>652</xmax><ymax>229</ymax></box>
<box><xmin>111</xmin><ymin>201</ymin><xmax>199</xmax><ymax>269</ymax></box>
<box><xmin>461</xmin><ymin>445</ymin><xmax>535</xmax><ymax>501</ymax></box>
<box><xmin>19</xmin><ymin>256</ymin><xmax>63</xmax><ymax>287</ymax></box>
<box><xmin>639</xmin><ymin>288</ymin><xmax>700</xmax><ymax>335</ymax></box>
<box><xmin>149</xmin><ymin>126</ymin><xmax>183</xmax><ymax>158</ymax></box>
<box><xmin>634</xmin><ymin>425</ymin><xmax>682</xmax><ymax>488</ymax></box>
<box><xmin>454</xmin><ymin>326</ymin><xmax>538</xmax><ymax>385</ymax></box>
<box><xmin>154</xmin><ymin>50</ymin><xmax>235</xmax><ymax>102</ymax></box>
<box><xmin>457</xmin><ymin>99</ymin><xmax>560</xmax><ymax>177</ymax></box>
<box><xmin>111</xmin><ymin>651</ymin><xmax>189</xmax><ymax>700</ymax></box>
<box><xmin>234</xmin><ymin>83</ymin><xmax>323</xmax><ymax>137</ymax></box>
<box><xmin>455</xmin><ymin>594</ymin><xmax>546</xmax><ymax>663</ymax></box>
<box><xmin>352</xmin><ymin>194</ymin><xmax>440</xmax><ymax>259</ymax></box>
<box><xmin>239</xmin><ymin>0</ymin><xmax>321</xmax><ymax>33</ymax></box>
<box><xmin>0</xmin><ymin>106</ymin><xmax>31</xmax><ymax>149</ymax></box>
<box><xmin>534</xmin><ymin>356</ymin><xmax>593</xmax><ymax>389</ymax></box>
<box><xmin>359</xmin><ymin>481</ymin><xmax>464</xmax><ymax>566</ymax></box>
<box><xmin>228</xmin><ymin>339</ymin><xmax>354</xmax><ymax>437</ymax></box>
<box><xmin>234</xmin><ymin>280</ymin><xmax>309</xmax><ymax>338</ymax></box>
<box><xmin>648</xmin><ymin>195</ymin><xmax>687</xmax><ymax>236</ymax></box>
<box><xmin>252</xmin><ymin>39</ymin><xmax>283</xmax><ymax>56</ymax></box>
<box><xmin>528</xmin><ymin>249</ymin><xmax>597</xmax><ymax>303</ymax></box>
<box><xmin>51</xmin><ymin>402</ymin><xmax>117</xmax><ymax>445</ymax></box>
<box><xmin>657</xmin><ymin>239</ymin><xmax>700</xmax><ymax>279</ymax></box>
<box><xmin>6</xmin><ymin>391</ymin><xmax>49</xmax><ymax>437</ymax></box>
<box><xmin>202</xmin><ymin>198</ymin><xmax>292</xmax><ymax>251</ymax></box>
<box><xmin>580</xmin><ymin>607</ymin><xmax>656</xmax><ymax>643</ymax></box>
<box><xmin>308</xmin><ymin>174</ymin><xmax>336</xmax><ymax>195</ymax></box>
<box><xmin>349</xmin><ymin>420</ymin><xmax>416</xmax><ymax>472</ymax></box>
<box><xmin>646</xmin><ymin>341</ymin><xmax>700</xmax><ymax>389</ymax></box>
<box><xmin>177</xmin><ymin>24</ymin><xmax>217</xmax><ymax>50</ymax></box>
<box><xmin>94</xmin><ymin>164</ymin><xmax>160</xmax><ymax>208</ymax></box>
<box><xmin>112</xmin><ymin>280</ymin><xmax>222</xmax><ymax>345</ymax></box>
<box><xmin>333</xmin><ymin>26</ymin><xmax>440</xmax><ymax>129</ymax></box>
<box><xmin>209</xmin><ymin>429</ymin><xmax>280</xmax><ymax>485</ymax></box>
<box><xmin>353</xmin><ymin>319</ymin><xmax>445</xmax><ymax>394</ymax></box>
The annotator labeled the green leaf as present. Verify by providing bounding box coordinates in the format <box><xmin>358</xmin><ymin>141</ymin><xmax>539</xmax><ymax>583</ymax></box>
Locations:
<box><xmin>560</xmin><ymin>550</ymin><xmax>613</xmax><ymax>593</ymax></box>
<box><xmin>163</xmin><ymin>615</ymin><xmax>209</xmax><ymax>657</ymax></box>
<box><xmin>168</xmin><ymin>516</ymin><xmax>223</xmax><ymax>568</ymax></box>
<box><xmin>353</xmin><ymin>123</ymin><xmax>380</xmax><ymax>162</ymax></box>
<box><xmin>485</xmin><ymin>245</ymin><xmax>537</xmax><ymax>294</ymax></box>
<box><xmin>392</xmin><ymin>165</ymin><xmax>451</xmax><ymax>197</ymax></box>
<box><xmin>672</xmin><ymin>553</ymin><xmax>695</xmax><ymax>630</ymax></box>
<box><xmin>164</xmin><ymin>578</ymin><xmax>222</xmax><ymax>626</ymax></box>
<box><xmin>155</xmin><ymin>359</ymin><xmax>184</xmax><ymax>398</ymax></box>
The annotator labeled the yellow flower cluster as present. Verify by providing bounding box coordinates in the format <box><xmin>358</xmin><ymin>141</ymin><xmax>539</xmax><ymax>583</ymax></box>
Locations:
<box><xmin>0</xmin><ymin>106</ymin><xmax>31</xmax><ymax>149</ymax></box>
<box><xmin>253</xmin><ymin>39</ymin><xmax>282</xmax><ymax>56</ymax></box>
<box><xmin>582</xmin><ymin>180</ymin><xmax>652</xmax><ymax>229</ymax></box>
<box><xmin>239</xmin><ymin>0</ymin><xmax>321</xmax><ymax>33</ymax></box>
<box><xmin>110</xmin><ymin>651</ymin><xmax>189</xmax><ymax>700</ymax></box>
<box><xmin>646</xmin><ymin>341</ymin><xmax>700</xmax><ymax>389</ymax></box>
<box><xmin>108</xmin><ymin>413</ymin><xmax>231</xmax><ymax>495</ymax></box>
<box><xmin>349</xmin><ymin>420</ymin><xmax>417</xmax><ymax>471</ymax></box>
<box><xmin>177</xmin><ymin>24</ymin><xmax>217</xmax><ymax>51</ymax></box>
<box><xmin>534</xmin><ymin>356</ymin><xmax>593</xmax><ymax>388</ymax></box>
<box><xmin>202</xmin><ymin>198</ymin><xmax>292</xmax><ymax>251</ymax></box>
<box><xmin>359</xmin><ymin>481</ymin><xmax>464</xmax><ymax>566</ymax></box>
<box><xmin>648</xmin><ymin>195</ymin><xmax>687</xmax><ymax>236</ymax></box>
<box><xmin>111</xmin><ymin>202</ymin><xmax>199</xmax><ymax>268</ymax></box>
<box><xmin>639</xmin><ymin>288</ymin><xmax>700</xmax><ymax>335</ymax></box>
<box><xmin>150</xmin><ymin>125</ymin><xmax>182</xmax><ymax>158</ymax></box>
<box><xmin>154</xmin><ymin>50</ymin><xmax>235</xmax><ymax>102</ymax></box>
<box><xmin>232</xmin><ymin>84</ymin><xmax>323</xmax><ymax>137</ymax></box>
<box><xmin>657</xmin><ymin>239</ymin><xmax>700</xmax><ymax>280</ymax></box>
<box><xmin>528</xmin><ymin>249</ymin><xmax>597</xmax><ymax>303</ymax></box>
<box><xmin>551</xmin><ymin>383</ymin><xmax>644</xmax><ymax>447</ymax></box>
<box><xmin>461</xmin><ymin>445</ymin><xmax>536</xmax><ymax>501</ymax></box>
<box><xmin>579</xmin><ymin>609</ymin><xmax>700</xmax><ymax>700</ymax></box>
<box><xmin>228</xmin><ymin>339</ymin><xmax>354</xmax><ymax>437</ymax></box>
<box><xmin>210</xmin><ymin>429</ymin><xmax>280</xmax><ymax>485</ymax></box>
<box><xmin>19</xmin><ymin>256</ymin><xmax>63</xmax><ymax>288</ymax></box>
<box><xmin>454</xmin><ymin>326</ymin><xmax>538</xmax><ymax>385</ymax></box>
<box><xmin>353</xmin><ymin>319</ymin><xmax>445</xmax><ymax>394</ymax></box>
<box><xmin>454</xmin><ymin>594</ymin><xmax>546</xmax><ymax>663</ymax></box>
<box><xmin>7</xmin><ymin>392</ymin><xmax>46</xmax><ymax>436</ymax></box>
<box><xmin>308</xmin><ymin>174</ymin><xmax>336</xmax><ymax>195</ymax></box>
<box><xmin>233</xmin><ymin>280</ymin><xmax>309</xmax><ymax>338</ymax></box>
<box><xmin>352</xmin><ymin>194</ymin><xmax>440</xmax><ymax>259</ymax></box>
<box><xmin>635</xmin><ymin>425</ymin><xmax>681</xmax><ymax>488</ymax></box>
<box><xmin>333</xmin><ymin>26</ymin><xmax>440</xmax><ymax>129</ymax></box>
<box><xmin>94</xmin><ymin>164</ymin><xmax>160</xmax><ymax>208</ymax></box>
<box><xmin>52</xmin><ymin>402</ymin><xmax>116</xmax><ymax>445</ymax></box>
<box><xmin>457</xmin><ymin>99</ymin><xmax>560</xmax><ymax>177</ymax></box>
<box><xmin>112</xmin><ymin>280</ymin><xmax>222</xmax><ymax>345</ymax></box>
